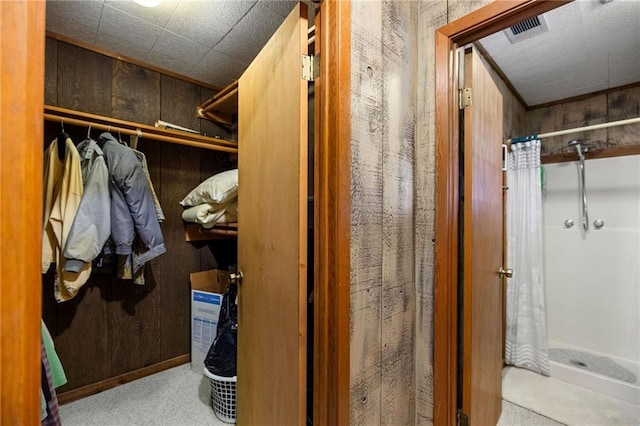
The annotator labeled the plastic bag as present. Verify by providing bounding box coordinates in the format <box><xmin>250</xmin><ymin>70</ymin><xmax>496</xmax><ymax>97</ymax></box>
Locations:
<box><xmin>204</xmin><ymin>282</ymin><xmax>237</xmax><ymax>377</ymax></box>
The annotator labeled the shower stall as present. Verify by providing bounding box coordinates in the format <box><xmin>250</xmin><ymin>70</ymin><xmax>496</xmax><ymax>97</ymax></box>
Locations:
<box><xmin>542</xmin><ymin>152</ymin><xmax>640</xmax><ymax>405</ymax></box>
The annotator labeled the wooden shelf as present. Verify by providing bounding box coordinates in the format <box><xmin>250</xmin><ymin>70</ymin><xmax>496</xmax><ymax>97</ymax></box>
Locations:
<box><xmin>185</xmin><ymin>223</ymin><xmax>238</xmax><ymax>241</ymax></box>
<box><xmin>197</xmin><ymin>80</ymin><xmax>238</xmax><ymax>126</ymax></box>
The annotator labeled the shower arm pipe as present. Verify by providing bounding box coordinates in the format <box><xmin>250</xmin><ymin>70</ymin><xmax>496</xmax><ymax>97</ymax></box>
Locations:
<box><xmin>508</xmin><ymin>116</ymin><xmax>640</xmax><ymax>143</ymax></box>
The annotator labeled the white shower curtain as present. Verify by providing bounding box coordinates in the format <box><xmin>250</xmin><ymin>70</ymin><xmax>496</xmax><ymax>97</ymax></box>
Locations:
<box><xmin>505</xmin><ymin>139</ymin><xmax>550</xmax><ymax>376</ymax></box>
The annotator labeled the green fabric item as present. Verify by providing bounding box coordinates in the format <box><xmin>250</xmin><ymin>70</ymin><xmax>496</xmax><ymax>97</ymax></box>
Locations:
<box><xmin>41</xmin><ymin>321</ymin><xmax>67</xmax><ymax>388</ymax></box>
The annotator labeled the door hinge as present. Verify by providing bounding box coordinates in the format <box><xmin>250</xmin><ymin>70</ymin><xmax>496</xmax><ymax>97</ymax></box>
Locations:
<box><xmin>457</xmin><ymin>409</ymin><xmax>469</xmax><ymax>426</ymax></box>
<box><xmin>459</xmin><ymin>87</ymin><xmax>472</xmax><ymax>109</ymax></box>
<box><xmin>302</xmin><ymin>54</ymin><xmax>319</xmax><ymax>81</ymax></box>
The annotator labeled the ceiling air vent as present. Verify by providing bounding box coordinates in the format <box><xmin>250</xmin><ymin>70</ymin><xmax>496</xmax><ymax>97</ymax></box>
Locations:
<box><xmin>505</xmin><ymin>15</ymin><xmax>549</xmax><ymax>43</ymax></box>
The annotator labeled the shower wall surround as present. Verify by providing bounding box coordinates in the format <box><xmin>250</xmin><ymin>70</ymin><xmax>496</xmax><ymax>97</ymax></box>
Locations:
<box><xmin>543</xmin><ymin>155</ymin><xmax>640</xmax><ymax>365</ymax></box>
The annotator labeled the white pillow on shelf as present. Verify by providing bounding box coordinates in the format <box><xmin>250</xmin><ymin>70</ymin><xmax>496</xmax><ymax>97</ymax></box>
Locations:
<box><xmin>180</xmin><ymin>169</ymin><xmax>238</xmax><ymax>207</ymax></box>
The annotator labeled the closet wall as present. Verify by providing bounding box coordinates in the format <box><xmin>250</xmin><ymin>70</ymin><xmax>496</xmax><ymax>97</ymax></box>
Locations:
<box><xmin>42</xmin><ymin>38</ymin><xmax>236</xmax><ymax>395</ymax></box>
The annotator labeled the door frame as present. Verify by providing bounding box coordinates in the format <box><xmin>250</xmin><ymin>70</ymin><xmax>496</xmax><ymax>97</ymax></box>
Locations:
<box><xmin>433</xmin><ymin>1</ymin><xmax>570</xmax><ymax>424</ymax></box>
<box><xmin>314</xmin><ymin>1</ymin><xmax>351</xmax><ymax>424</ymax></box>
<box><xmin>0</xmin><ymin>1</ymin><xmax>351</xmax><ymax>423</ymax></box>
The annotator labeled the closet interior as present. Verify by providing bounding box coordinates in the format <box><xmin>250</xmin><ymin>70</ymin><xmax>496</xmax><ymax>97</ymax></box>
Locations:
<box><xmin>43</xmin><ymin>37</ymin><xmax>239</xmax><ymax>402</ymax></box>
<box><xmin>41</xmin><ymin>4</ymin><xmax>316</xmax><ymax>424</ymax></box>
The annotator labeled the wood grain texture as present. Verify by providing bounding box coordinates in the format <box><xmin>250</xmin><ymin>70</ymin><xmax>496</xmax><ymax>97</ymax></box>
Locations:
<box><xmin>415</xmin><ymin>3</ymin><xmax>447</xmax><ymax>424</ymax></box>
<box><xmin>462</xmin><ymin>48</ymin><xmax>503</xmax><ymax>426</ymax></box>
<box><xmin>199</xmin><ymin>87</ymin><xmax>236</xmax><ymax>141</ymax></box>
<box><xmin>159</xmin><ymin>142</ymin><xmax>201</xmax><ymax>360</ymax></box>
<box><xmin>237</xmin><ymin>4</ymin><xmax>308</xmax><ymax>424</ymax></box>
<box><xmin>349</xmin><ymin>2</ymin><xmax>384</xmax><ymax>424</ymax></box>
<box><xmin>161</xmin><ymin>75</ymin><xmax>201</xmax><ymax>131</ymax></box>
<box><xmin>57</xmin><ymin>41</ymin><xmax>112</xmax><ymax>115</ymax></box>
<box><xmin>45</xmin><ymin>37</ymin><xmax>58</xmax><ymax>105</ymax></box>
<box><xmin>196</xmin><ymin>144</ymin><xmax>237</xmax><ymax>271</ymax></box>
<box><xmin>380</xmin><ymin>1</ymin><xmax>416</xmax><ymax>425</ymax></box>
<box><xmin>527</xmin><ymin>85</ymin><xmax>640</xmax><ymax>156</ymax></box>
<box><xmin>107</xmin><ymin>64</ymin><xmax>163</xmax><ymax>376</ymax></box>
<box><xmin>607</xmin><ymin>85</ymin><xmax>640</xmax><ymax>147</ymax></box>
<box><xmin>112</xmin><ymin>60</ymin><xmax>161</xmax><ymax>125</ymax></box>
<box><xmin>350</xmin><ymin>1</ymin><xmax>418</xmax><ymax>423</ymax></box>
<box><xmin>314</xmin><ymin>2</ymin><xmax>351</xmax><ymax>424</ymax></box>
<box><xmin>0</xmin><ymin>2</ymin><xmax>45</xmax><ymax>423</ymax></box>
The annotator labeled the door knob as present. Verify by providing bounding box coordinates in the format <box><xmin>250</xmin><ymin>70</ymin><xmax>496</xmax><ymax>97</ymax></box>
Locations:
<box><xmin>498</xmin><ymin>267</ymin><xmax>513</xmax><ymax>278</ymax></box>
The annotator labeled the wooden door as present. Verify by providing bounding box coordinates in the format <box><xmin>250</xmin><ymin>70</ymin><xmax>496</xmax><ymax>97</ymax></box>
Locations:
<box><xmin>461</xmin><ymin>47</ymin><xmax>504</xmax><ymax>426</ymax></box>
<box><xmin>237</xmin><ymin>3</ymin><xmax>308</xmax><ymax>425</ymax></box>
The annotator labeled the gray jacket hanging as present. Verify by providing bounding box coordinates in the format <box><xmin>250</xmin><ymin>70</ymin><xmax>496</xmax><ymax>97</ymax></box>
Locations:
<box><xmin>97</xmin><ymin>132</ymin><xmax>166</xmax><ymax>271</ymax></box>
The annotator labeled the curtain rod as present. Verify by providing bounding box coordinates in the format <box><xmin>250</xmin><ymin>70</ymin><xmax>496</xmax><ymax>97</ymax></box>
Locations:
<box><xmin>44</xmin><ymin>106</ymin><xmax>238</xmax><ymax>154</ymax></box>
<box><xmin>509</xmin><ymin>116</ymin><xmax>640</xmax><ymax>144</ymax></box>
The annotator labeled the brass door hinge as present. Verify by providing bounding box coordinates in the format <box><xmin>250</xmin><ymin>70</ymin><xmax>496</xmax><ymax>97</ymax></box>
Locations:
<box><xmin>459</xmin><ymin>87</ymin><xmax>472</xmax><ymax>109</ymax></box>
<box><xmin>457</xmin><ymin>409</ymin><xmax>469</xmax><ymax>426</ymax></box>
<box><xmin>302</xmin><ymin>54</ymin><xmax>319</xmax><ymax>81</ymax></box>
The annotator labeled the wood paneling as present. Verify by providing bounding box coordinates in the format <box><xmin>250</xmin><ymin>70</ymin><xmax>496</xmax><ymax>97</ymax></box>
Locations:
<box><xmin>161</xmin><ymin>75</ymin><xmax>201</xmax><ymax>131</ymax></box>
<box><xmin>350</xmin><ymin>1</ymin><xmax>417</xmax><ymax>423</ymax></box>
<box><xmin>349</xmin><ymin>2</ymin><xmax>384</xmax><ymax>423</ymax></box>
<box><xmin>529</xmin><ymin>85</ymin><xmax>640</xmax><ymax>157</ymax></box>
<box><xmin>0</xmin><ymin>1</ymin><xmax>45</xmax><ymax>423</ymax></box>
<box><xmin>57</xmin><ymin>41</ymin><xmax>112</xmax><ymax>116</ymax></box>
<box><xmin>48</xmin><ymin>274</ymin><xmax>111</xmax><ymax>391</ymax></box>
<box><xmin>112</xmin><ymin>61</ymin><xmax>161</xmax><ymax>125</ymax></box>
<box><xmin>45</xmin><ymin>37</ymin><xmax>58</xmax><ymax>105</ymax></box>
<box><xmin>159</xmin><ymin>142</ymin><xmax>201</xmax><ymax>360</ymax></box>
<box><xmin>43</xmin><ymin>38</ymin><xmax>230</xmax><ymax>395</ymax></box>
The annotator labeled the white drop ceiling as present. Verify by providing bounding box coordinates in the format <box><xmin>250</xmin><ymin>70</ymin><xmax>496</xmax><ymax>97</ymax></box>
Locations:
<box><xmin>479</xmin><ymin>0</ymin><xmax>640</xmax><ymax>107</ymax></box>
<box><xmin>46</xmin><ymin>0</ymin><xmax>314</xmax><ymax>89</ymax></box>
<box><xmin>47</xmin><ymin>1</ymin><xmax>640</xmax><ymax>104</ymax></box>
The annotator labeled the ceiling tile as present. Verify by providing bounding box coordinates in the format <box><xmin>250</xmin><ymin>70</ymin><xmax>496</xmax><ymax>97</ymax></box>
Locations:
<box><xmin>164</xmin><ymin>0</ymin><xmax>257</xmax><ymax>47</ymax></box>
<box><xmin>192</xmin><ymin>48</ymin><xmax>249</xmax><ymax>87</ymax></box>
<box><xmin>260</xmin><ymin>0</ymin><xmax>297</xmax><ymax>17</ymax></box>
<box><xmin>152</xmin><ymin>30</ymin><xmax>210</xmax><ymax>64</ymax></box>
<box><xmin>46</xmin><ymin>0</ymin><xmax>104</xmax><ymax>44</ymax></box>
<box><xmin>94</xmin><ymin>31</ymin><xmax>152</xmax><ymax>61</ymax></box>
<box><xmin>213</xmin><ymin>2</ymin><xmax>285</xmax><ymax>63</ymax></box>
<box><xmin>97</xmin><ymin>4</ymin><xmax>163</xmax><ymax>49</ymax></box>
<box><xmin>103</xmin><ymin>0</ymin><xmax>179</xmax><ymax>28</ymax></box>
<box><xmin>146</xmin><ymin>49</ymin><xmax>197</xmax><ymax>77</ymax></box>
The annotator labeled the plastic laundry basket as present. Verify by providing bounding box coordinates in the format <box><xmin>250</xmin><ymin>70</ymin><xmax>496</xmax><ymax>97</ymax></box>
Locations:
<box><xmin>204</xmin><ymin>367</ymin><xmax>237</xmax><ymax>424</ymax></box>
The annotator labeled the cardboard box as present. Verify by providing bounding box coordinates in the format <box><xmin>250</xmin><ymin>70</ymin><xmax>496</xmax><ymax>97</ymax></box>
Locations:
<box><xmin>190</xmin><ymin>269</ymin><xmax>229</xmax><ymax>374</ymax></box>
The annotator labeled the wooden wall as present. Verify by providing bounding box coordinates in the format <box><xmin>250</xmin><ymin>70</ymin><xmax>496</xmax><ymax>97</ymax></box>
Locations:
<box><xmin>350</xmin><ymin>1</ymin><xmax>416</xmax><ymax>424</ymax></box>
<box><xmin>42</xmin><ymin>38</ymin><xmax>237</xmax><ymax>394</ymax></box>
<box><xmin>527</xmin><ymin>85</ymin><xmax>640</xmax><ymax>157</ymax></box>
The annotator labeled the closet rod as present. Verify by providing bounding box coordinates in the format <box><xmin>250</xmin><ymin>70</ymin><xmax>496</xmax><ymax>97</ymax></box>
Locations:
<box><xmin>509</xmin><ymin>116</ymin><xmax>640</xmax><ymax>143</ymax></box>
<box><xmin>44</xmin><ymin>105</ymin><xmax>238</xmax><ymax>153</ymax></box>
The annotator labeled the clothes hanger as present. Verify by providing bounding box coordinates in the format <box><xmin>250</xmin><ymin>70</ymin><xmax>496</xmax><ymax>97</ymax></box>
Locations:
<box><xmin>57</xmin><ymin>118</ymin><xmax>68</xmax><ymax>160</ymax></box>
<box><xmin>117</xmin><ymin>129</ymin><xmax>127</xmax><ymax>146</ymax></box>
<box><xmin>87</xmin><ymin>123</ymin><xmax>92</xmax><ymax>140</ymax></box>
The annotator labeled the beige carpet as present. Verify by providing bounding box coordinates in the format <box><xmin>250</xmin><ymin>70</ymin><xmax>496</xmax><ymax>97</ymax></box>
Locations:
<box><xmin>503</xmin><ymin>367</ymin><xmax>640</xmax><ymax>426</ymax></box>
